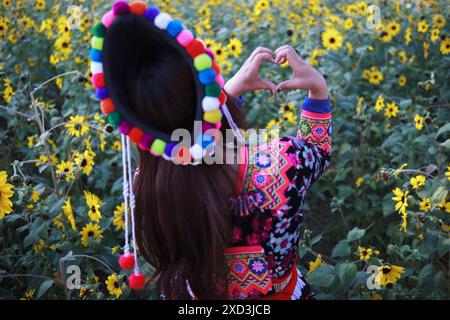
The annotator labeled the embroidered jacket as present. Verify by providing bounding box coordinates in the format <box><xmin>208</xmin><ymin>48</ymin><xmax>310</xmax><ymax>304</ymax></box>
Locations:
<box><xmin>226</xmin><ymin>96</ymin><xmax>332</xmax><ymax>300</ymax></box>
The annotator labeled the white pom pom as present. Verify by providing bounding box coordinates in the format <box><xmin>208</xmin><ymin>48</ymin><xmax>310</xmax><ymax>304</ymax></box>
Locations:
<box><xmin>154</xmin><ymin>13</ymin><xmax>173</xmax><ymax>30</ymax></box>
<box><xmin>202</xmin><ymin>97</ymin><xmax>220</xmax><ymax>112</ymax></box>
<box><xmin>189</xmin><ymin>144</ymin><xmax>204</xmax><ymax>160</ymax></box>
<box><xmin>90</xmin><ymin>62</ymin><xmax>103</xmax><ymax>74</ymax></box>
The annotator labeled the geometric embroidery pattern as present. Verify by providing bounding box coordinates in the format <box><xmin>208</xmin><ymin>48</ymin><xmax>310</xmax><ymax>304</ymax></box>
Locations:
<box><xmin>225</xmin><ymin>246</ymin><xmax>272</xmax><ymax>299</ymax></box>
<box><xmin>298</xmin><ymin>114</ymin><xmax>332</xmax><ymax>154</ymax></box>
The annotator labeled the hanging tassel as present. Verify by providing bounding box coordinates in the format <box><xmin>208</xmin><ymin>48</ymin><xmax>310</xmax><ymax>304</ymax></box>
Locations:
<box><xmin>221</xmin><ymin>104</ymin><xmax>246</xmax><ymax>145</ymax></box>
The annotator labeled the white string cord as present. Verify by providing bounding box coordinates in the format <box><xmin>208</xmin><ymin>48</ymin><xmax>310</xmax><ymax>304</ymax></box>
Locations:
<box><xmin>125</xmin><ymin>136</ymin><xmax>140</xmax><ymax>274</ymax></box>
<box><xmin>221</xmin><ymin>104</ymin><xmax>246</xmax><ymax>145</ymax></box>
<box><xmin>120</xmin><ymin>134</ymin><xmax>130</xmax><ymax>254</ymax></box>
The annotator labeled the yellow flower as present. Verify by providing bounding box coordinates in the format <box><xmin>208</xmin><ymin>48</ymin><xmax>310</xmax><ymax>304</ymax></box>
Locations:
<box><xmin>358</xmin><ymin>246</ymin><xmax>373</xmax><ymax>260</ymax></box>
<box><xmin>368</xmin><ymin>67</ymin><xmax>383</xmax><ymax>85</ymax></box>
<box><xmin>2</xmin><ymin>78</ymin><xmax>15</xmax><ymax>103</ymax></box>
<box><xmin>0</xmin><ymin>171</ymin><xmax>14</xmax><ymax>219</ymax></box>
<box><xmin>227</xmin><ymin>37</ymin><xmax>243</xmax><ymax>58</ymax></box>
<box><xmin>56</xmin><ymin>160</ymin><xmax>75</xmax><ymax>182</ymax></box>
<box><xmin>75</xmin><ymin>150</ymin><xmax>95</xmax><ymax>176</ymax></box>
<box><xmin>417</xmin><ymin>20</ymin><xmax>428</xmax><ymax>34</ymax></box>
<box><xmin>388</xmin><ymin>21</ymin><xmax>401</xmax><ymax>37</ymax></box>
<box><xmin>440</xmin><ymin>37</ymin><xmax>450</xmax><ymax>55</ymax></box>
<box><xmin>430</xmin><ymin>28</ymin><xmax>440</xmax><ymax>42</ymax></box>
<box><xmin>35</xmin><ymin>0</ymin><xmax>46</xmax><ymax>10</ymax></box>
<box><xmin>369</xmin><ymin>293</ymin><xmax>383</xmax><ymax>300</ymax></box>
<box><xmin>384</xmin><ymin>102</ymin><xmax>399</xmax><ymax>118</ymax></box>
<box><xmin>343</xmin><ymin>18</ymin><xmax>354</xmax><ymax>30</ymax></box>
<box><xmin>31</xmin><ymin>189</ymin><xmax>40</xmax><ymax>203</ymax></box>
<box><xmin>375</xmin><ymin>265</ymin><xmax>404</xmax><ymax>287</ymax></box>
<box><xmin>445</xmin><ymin>164</ymin><xmax>450</xmax><ymax>181</ymax></box>
<box><xmin>392</xmin><ymin>188</ymin><xmax>408</xmax><ymax>215</ymax></box>
<box><xmin>355</xmin><ymin>177</ymin><xmax>364</xmax><ymax>187</ymax></box>
<box><xmin>410</xmin><ymin>175</ymin><xmax>426</xmax><ymax>190</ymax></box>
<box><xmin>433</xmin><ymin>14</ymin><xmax>446</xmax><ymax>29</ymax></box>
<box><xmin>322</xmin><ymin>28</ymin><xmax>343</xmax><ymax>51</ymax></box>
<box><xmin>63</xmin><ymin>198</ymin><xmax>76</xmax><ymax>230</ymax></box>
<box><xmin>20</xmin><ymin>289</ymin><xmax>35</xmax><ymax>300</ymax></box>
<box><xmin>65</xmin><ymin>115</ymin><xmax>89</xmax><ymax>137</ymax></box>
<box><xmin>84</xmin><ymin>191</ymin><xmax>102</xmax><ymax>222</ymax></box>
<box><xmin>80</xmin><ymin>222</ymin><xmax>103</xmax><ymax>247</ymax></box>
<box><xmin>281</xmin><ymin>111</ymin><xmax>297</xmax><ymax>125</ymax></box>
<box><xmin>210</xmin><ymin>42</ymin><xmax>229</xmax><ymax>63</ymax></box>
<box><xmin>113</xmin><ymin>202</ymin><xmax>125</xmax><ymax>231</ymax></box>
<box><xmin>308</xmin><ymin>254</ymin><xmax>326</xmax><ymax>274</ymax></box>
<box><xmin>419</xmin><ymin>198</ymin><xmax>431</xmax><ymax>212</ymax></box>
<box><xmin>414</xmin><ymin>114</ymin><xmax>424</xmax><ymax>130</ymax></box>
<box><xmin>438</xmin><ymin>198</ymin><xmax>450</xmax><ymax>213</ymax></box>
<box><xmin>398</xmin><ymin>75</ymin><xmax>406</xmax><ymax>87</ymax></box>
<box><xmin>105</xmin><ymin>274</ymin><xmax>122</xmax><ymax>298</ymax></box>
<box><xmin>374</xmin><ymin>95</ymin><xmax>385</xmax><ymax>112</ymax></box>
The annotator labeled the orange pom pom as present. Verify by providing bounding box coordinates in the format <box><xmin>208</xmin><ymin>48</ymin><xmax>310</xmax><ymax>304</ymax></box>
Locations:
<box><xmin>100</xmin><ymin>98</ymin><xmax>115</xmax><ymax>114</ymax></box>
<box><xmin>129</xmin><ymin>1</ymin><xmax>146</xmax><ymax>15</ymax></box>
<box><xmin>128</xmin><ymin>127</ymin><xmax>144</xmax><ymax>144</ymax></box>
<box><xmin>211</xmin><ymin>62</ymin><xmax>221</xmax><ymax>75</ymax></box>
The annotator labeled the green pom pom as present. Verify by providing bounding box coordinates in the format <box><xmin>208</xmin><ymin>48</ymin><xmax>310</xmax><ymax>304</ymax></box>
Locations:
<box><xmin>92</xmin><ymin>23</ymin><xmax>106</xmax><ymax>37</ymax></box>
<box><xmin>108</xmin><ymin>111</ymin><xmax>122</xmax><ymax>127</ymax></box>
<box><xmin>91</xmin><ymin>36</ymin><xmax>104</xmax><ymax>51</ymax></box>
<box><xmin>205</xmin><ymin>83</ymin><xmax>221</xmax><ymax>97</ymax></box>
<box><xmin>194</xmin><ymin>54</ymin><xmax>212</xmax><ymax>71</ymax></box>
<box><xmin>151</xmin><ymin>139</ymin><xmax>166</xmax><ymax>156</ymax></box>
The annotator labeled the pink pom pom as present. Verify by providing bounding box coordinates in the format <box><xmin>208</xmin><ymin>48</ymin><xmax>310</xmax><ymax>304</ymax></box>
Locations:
<box><xmin>119</xmin><ymin>254</ymin><xmax>135</xmax><ymax>270</ymax></box>
<box><xmin>118</xmin><ymin>120</ymin><xmax>132</xmax><ymax>135</ymax></box>
<box><xmin>91</xmin><ymin>73</ymin><xmax>105</xmax><ymax>88</ymax></box>
<box><xmin>102</xmin><ymin>10</ymin><xmax>116</xmax><ymax>28</ymax></box>
<box><xmin>113</xmin><ymin>1</ymin><xmax>130</xmax><ymax>15</ymax></box>
<box><xmin>129</xmin><ymin>273</ymin><xmax>145</xmax><ymax>290</ymax></box>
<box><xmin>176</xmin><ymin>29</ymin><xmax>194</xmax><ymax>47</ymax></box>
<box><xmin>216</xmin><ymin>75</ymin><xmax>225</xmax><ymax>88</ymax></box>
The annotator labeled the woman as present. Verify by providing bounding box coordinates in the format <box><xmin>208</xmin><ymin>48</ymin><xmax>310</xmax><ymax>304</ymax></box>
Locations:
<box><xmin>95</xmin><ymin>2</ymin><xmax>331</xmax><ymax>300</ymax></box>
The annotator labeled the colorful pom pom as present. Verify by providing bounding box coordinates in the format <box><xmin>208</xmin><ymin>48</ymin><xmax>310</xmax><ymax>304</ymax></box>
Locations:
<box><xmin>190</xmin><ymin>143</ymin><xmax>204</xmax><ymax>160</ymax></box>
<box><xmin>95</xmin><ymin>87</ymin><xmax>108</xmax><ymax>100</ymax></box>
<box><xmin>154</xmin><ymin>13</ymin><xmax>172</xmax><ymax>30</ymax></box>
<box><xmin>92</xmin><ymin>22</ymin><xmax>106</xmax><ymax>37</ymax></box>
<box><xmin>198</xmin><ymin>68</ymin><xmax>217</xmax><ymax>85</ymax></box>
<box><xmin>138</xmin><ymin>133</ymin><xmax>155</xmax><ymax>150</ymax></box>
<box><xmin>164</xmin><ymin>143</ymin><xmax>176</xmax><ymax>158</ymax></box>
<box><xmin>130</xmin><ymin>1</ymin><xmax>146</xmax><ymax>15</ymax></box>
<box><xmin>119</xmin><ymin>254</ymin><xmax>135</xmax><ymax>270</ymax></box>
<box><xmin>91</xmin><ymin>36</ymin><xmax>104</xmax><ymax>51</ymax></box>
<box><xmin>174</xmin><ymin>146</ymin><xmax>192</xmax><ymax>165</ymax></box>
<box><xmin>211</xmin><ymin>62</ymin><xmax>220</xmax><ymax>75</ymax></box>
<box><xmin>203</xmin><ymin>109</ymin><xmax>222</xmax><ymax>124</ymax></box>
<box><xmin>205</xmin><ymin>48</ymin><xmax>215</xmax><ymax>60</ymax></box>
<box><xmin>91</xmin><ymin>73</ymin><xmax>105</xmax><ymax>88</ymax></box>
<box><xmin>202</xmin><ymin>121</ymin><xmax>218</xmax><ymax>133</ymax></box>
<box><xmin>218</xmin><ymin>91</ymin><xmax>227</xmax><ymax>105</ymax></box>
<box><xmin>186</xmin><ymin>40</ymin><xmax>206</xmax><ymax>59</ymax></box>
<box><xmin>128</xmin><ymin>127</ymin><xmax>144</xmax><ymax>144</ymax></box>
<box><xmin>90</xmin><ymin>49</ymin><xmax>102</xmax><ymax>62</ymax></box>
<box><xmin>101</xmin><ymin>10</ymin><xmax>116</xmax><ymax>28</ymax></box>
<box><xmin>194</xmin><ymin>54</ymin><xmax>212</xmax><ymax>72</ymax></box>
<box><xmin>100</xmin><ymin>98</ymin><xmax>115</xmax><ymax>114</ymax></box>
<box><xmin>205</xmin><ymin>83</ymin><xmax>221</xmax><ymax>97</ymax></box>
<box><xmin>150</xmin><ymin>139</ymin><xmax>166</xmax><ymax>156</ymax></box>
<box><xmin>129</xmin><ymin>272</ymin><xmax>145</xmax><ymax>290</ymax></box>
<box><xmin>176</xmin><ymin>29</ymin><xmax>194</xmax><ymax>47</ymax></box>
<box><xmin>167</xmin><ymin>20</ymin><xmax>183</xmax><ymax>37</ymax></box>
<box><xmin>118</xmin><ymin>120</ymin><xmax>133</xmax><ymax>135</ymax></box>
<box><xmin>113</xmin><ymin>1</ymin><xmax>130</xmax><ymax>15</ymax></box>
<box><xmin>216</xmin><ymin>75</ymin><xmax>225</xmax><ymax>88</ymax></box>
<box><xmin>90</xmin><ymin>61</ymin><xmax>103</xmax><ymax>75</ymax></box>
<box><xmin>144</xmin><ymin>6</ymin><xmax>159</xmax><ymax>21</ymax></box>
<box><xmin>202</xmin><ymin>96</ymin><xmax>220</xmax><ymax>112</ymax></box>
<box><xmin>107</xmin><ymin>111</ymin><xmax>122</xmax><ymax>127</ymax></box>
<box><xmin>196</xmin><ymin>133</ymin><xmax>215</xmax><ymax>149</ymax></box>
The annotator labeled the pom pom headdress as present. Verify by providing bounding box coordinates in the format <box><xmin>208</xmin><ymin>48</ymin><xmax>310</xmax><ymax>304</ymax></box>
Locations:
<box><xmin>89</xmin><ymin>1</ymin><xmax>244</xmax><ymax>290</ymax></box>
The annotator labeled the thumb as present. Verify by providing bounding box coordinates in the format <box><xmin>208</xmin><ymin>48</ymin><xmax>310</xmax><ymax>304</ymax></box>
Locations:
<box><xmin>276</xmin><ymin>78</ymin><xmax>303</xmax><ymax>92</ymax></box>
<box><xmin>258</xmin><ymin>80</ymin><xmax>277</xmax><ymax>94</ymax></box>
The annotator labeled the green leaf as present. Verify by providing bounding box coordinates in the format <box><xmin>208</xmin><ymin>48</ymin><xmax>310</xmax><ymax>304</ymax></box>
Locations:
<box><xmin>306</xmin><ymin>265</ymin><xmax>335</xmax><ymax>288</ymax></box>
<box><xmin>23</xmin><ymin>219</ymin><xmax>49</xmax><ymax>247</ymax></box>
<box><xmin>435</xmin><ymin>123</ymin><xmax>450</xmax><ymax>142</ymax></box>
<box><xmin>337</xmin><ymin>263</ymin><xmax>357</xmax><ymax>292</ymax></box>
<box><xmin>431</xmin><ymin>186</ymin><xmax>448</xmax><ymax>206</ymax></box>
<box><xmin>346</xmin><ymin>227</ymin><xmax>365</xmax><ymax>242</ymax></box>
<box><xmin>331</xmin><ymin>240</ymin><xmax>351</xmax><ymax>258</ymax></box>
<box><xmin>37</xmin><ymin>279</ymin><xmax>54</xmax><ymax>298</ymax></box>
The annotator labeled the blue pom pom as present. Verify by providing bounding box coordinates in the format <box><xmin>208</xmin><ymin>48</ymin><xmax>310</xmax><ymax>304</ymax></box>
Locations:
<box><xmin>198</xmin><ymin>69</ymin><xmax>217</xmax><ymax>85</ymax></box>
<box><xmin>90</xmin><ymin>49</ymin><xmax>102</xmax><ymax>62</ymax></box>
<box><xmin>196</xmin><ymin>134</ymin><xmax>215</xmax><ymax>149</ymax></box>
<box><xmin>167</xmin><ymin>20</ymin><xmax>183</xmax><ymax>37</ymax></box>
<box><xmin>144</xmin><ymin>7</ymin><xmax>160</xmax><ymax>21</ymax></box>
<box><xmin>95</xmin><ymin>88</ymin><xmax>108</xmax><ymax>100</ymax></box>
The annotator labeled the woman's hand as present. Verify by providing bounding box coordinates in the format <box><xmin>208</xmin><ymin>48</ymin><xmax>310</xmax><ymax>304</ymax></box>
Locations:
<box><xmin>224</xmin><ymin>47</ymin><xmax>277</xmax><ymax>98</ymax></box>
<box><xmin>274</xmin><ymin>45</ymin><xmax>328</xmax><ymax>100</ymax></box>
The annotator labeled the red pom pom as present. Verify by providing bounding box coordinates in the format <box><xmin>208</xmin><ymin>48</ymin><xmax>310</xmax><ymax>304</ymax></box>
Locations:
<box><xmin>100</xmin><ymin>98</ymin><xmax>115</xmax><ymax>114</ymax></box>
<box><xmin>129</xmin><ymin>1</ymin><xmax>146</xmax><ymax>15</ymax></box>
<box><xmin>129</xmin><ymin>272</ymin><xmax>145</xmax><ymax>290</ymax></box>
<box><xmin>186</xmin><ymin>40</ymin><xmax>206</xmax><ymax>59</ymax></box>
<box><xmin>211</xmin><ymin>62</ymin><xmax>221</xmax><ymax>75</ymax></box>
<box><xmin>119</xmin><ymin>254</ymin><xmax>135</xmax><ymax>270</ymax></box>
<box><xmin>128</xmin><ymin>127</ymin><xmax>144</xmax><ymax>144</ymax></box>
<box><xmin>92</xmin><ymin>73</ymin><xmax>105</xmax><ymax>88</ymax></box>
<box><xmin>218</xmin><ymin>91</ymin><xmax>227</xmax><ymax>105</ymax></box>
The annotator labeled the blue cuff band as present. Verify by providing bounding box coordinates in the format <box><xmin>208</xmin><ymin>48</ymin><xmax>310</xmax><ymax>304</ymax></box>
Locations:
<box><xmin>302</xmin><ymin>96</ymin><xmax>331</xmax><ymax>114</ymax></box>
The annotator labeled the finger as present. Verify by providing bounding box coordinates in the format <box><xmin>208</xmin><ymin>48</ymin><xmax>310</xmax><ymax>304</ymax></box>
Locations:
<box><xmin>276</xmin><ymin>78</ymin><xmax>306</xmax><ymax>92</ymax></box>
<box><xmin>249</xmin><ymin>47</ymin><xmax>273</xmax><ymax>63</ymax></box>
<box><xmin>258</xmin><ymin>80</ymin><xmax>277</xmax><ymax>94</ymax></box>
<box><xmin>274</xmin><ymin>49</ymin><xmax>289</xmax><ymax>64</ymax></box>
<box><xmin>274</xmin><ymin>45</ymin><xmax>294</xmax><ymax>56</ymax></box>
<box><xmin>249</xmin><ymin>52</ymin><xmax>275</xmax><ymax>73</ymax></box>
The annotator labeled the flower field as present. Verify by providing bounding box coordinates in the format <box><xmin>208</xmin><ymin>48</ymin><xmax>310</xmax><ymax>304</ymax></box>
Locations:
<box><xmin>0</xmin><ymin>0</ymin><xmax>449</xmax><ymax>300</ymax></box>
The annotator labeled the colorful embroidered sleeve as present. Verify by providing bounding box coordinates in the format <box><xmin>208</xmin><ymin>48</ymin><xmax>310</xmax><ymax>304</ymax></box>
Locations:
<box><xmin>297</xmin><ymin>96</ymin><xmax>332</xmax><ymax>154</ymax></box>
